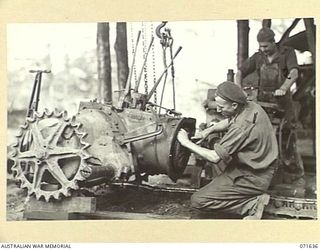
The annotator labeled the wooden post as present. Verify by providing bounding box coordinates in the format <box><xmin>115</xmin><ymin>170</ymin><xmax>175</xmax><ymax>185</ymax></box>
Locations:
<box><xmin>303</xmin><ymin>18</ymin><xmax>315</xmax><ymax>60</ymax></box>
<box><xmin>237</xmin><ymin>20</ymin><xmax>249</xmax><ymax>70</ymax></box>
<box><xmin>115</xmin><ymin>22</ymin><xmax>129</xmax><ymax>90</ymax></box>
<box><xmin>97</xmin><ymin>22</ymin><xmax>112</xmax><ymax>103</ymax></box>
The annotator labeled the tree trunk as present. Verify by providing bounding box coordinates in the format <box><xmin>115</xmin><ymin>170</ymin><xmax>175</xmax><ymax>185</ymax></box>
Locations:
<box><xmin>115</xmin><ymin>22</ymin><xmax>129</xmax><ymax>90</ymax></box>
<box><xmin>97</xmin><ymin>22</ymin><xmax>112</xmax><ymax>103</ymax></box>
<box><xmin>237</xmin><ymin>20</ymin><xmax>249</xmax><ymax>70</ymax></box>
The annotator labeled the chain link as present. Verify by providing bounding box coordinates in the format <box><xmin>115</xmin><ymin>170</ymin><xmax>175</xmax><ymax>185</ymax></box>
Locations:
<box><xmin>150</xmin><ymin>23</ymin><xmax>157</xmax><ymax>107</ymax></box>
<box><xmin>141</xmin><ymin>22</ymin><xmax>149</xmax><ymax>95</ymax></box>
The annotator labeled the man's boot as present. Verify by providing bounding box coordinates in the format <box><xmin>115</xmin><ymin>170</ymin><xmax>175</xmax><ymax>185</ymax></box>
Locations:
<box><xmin>243</xmin><ymin>193</ymin><xmax>270</xmax><ymax>220</ymax></box>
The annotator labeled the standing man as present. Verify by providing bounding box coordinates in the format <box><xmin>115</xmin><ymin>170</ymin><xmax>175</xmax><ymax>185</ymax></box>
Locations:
<box><xmin>235</xmin><ymin>26</ymin><xmax>304</xmax><ymax>186</ymax></box>
<box><xmin>235</xmin><ymin>27</ymin><xmax>299</xmax><ymax>122</ymax></box>
<box><xmin>177</xmin><ymin>81</ymin><xmax>278</xmax><ymax>219</ymax></box>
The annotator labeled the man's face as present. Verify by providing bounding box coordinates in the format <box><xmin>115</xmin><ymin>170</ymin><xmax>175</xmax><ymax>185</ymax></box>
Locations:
<box><xmin>215</xmin><ymin>96</ymin><xmax>238</xmax><ymax>118</ymax></box>
<box><xmin>259</xmin><ymin>41</ymin><xmax>276</xmax><ymax>56</ymax></box>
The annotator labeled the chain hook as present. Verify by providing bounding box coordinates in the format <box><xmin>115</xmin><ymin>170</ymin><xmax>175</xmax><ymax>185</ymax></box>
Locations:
<box><xmin>155</xmin><ymin>21</ymin><xmax>172</xmax><ymax>48</ymax></box>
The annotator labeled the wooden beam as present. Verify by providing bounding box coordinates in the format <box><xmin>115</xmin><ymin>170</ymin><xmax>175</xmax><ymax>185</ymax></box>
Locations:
<box><xmin>24</xmin><ymin>211</ymin><xmax>78</xmax><ymax>220</ymax></box>
<box><xmin>78</xmin><ymin>211</ymin><xmax>190</xmax><ymax>220</ymax></box>
<box><xmin>25</xmin><ymin>196</ymin><xmax>96</xmax><ymax>213</ymax></box>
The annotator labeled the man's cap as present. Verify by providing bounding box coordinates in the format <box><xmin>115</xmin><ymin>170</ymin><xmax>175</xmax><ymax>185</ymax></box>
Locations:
<box><xmin>216</xmin><ymin>81</ymin><xmax>247</xmax><ymax>105</ymax></box>
<box><xmin>257</xmin><ymin>27</ymin><xmax>275</xmax><ymax>42</ymax></box>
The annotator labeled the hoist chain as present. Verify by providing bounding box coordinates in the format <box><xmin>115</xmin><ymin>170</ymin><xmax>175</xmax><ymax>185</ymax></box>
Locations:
<box><xmin>151</xmin><ymin>23</ymin><xmax>157</xmax><ymax>108</ymax></box>
<box><xmin>141</xmin><ymin>22</ymin><xmax>149</xmax><ymax>95</ymax></box>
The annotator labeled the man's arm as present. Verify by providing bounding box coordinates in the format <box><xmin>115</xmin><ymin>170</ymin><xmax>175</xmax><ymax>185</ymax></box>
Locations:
<box><xmin>274</xmin><ymin>68</ymin><xmax>299</xmax><ymax>96</ymax></box>
<box><xmin>275</xmin><ymin>48</ymin><xmax>299</xmax><ymax>96</ymax></box>
<box><xmin>177</xmin><ymin>129</ymin><xmax>221</xmax><ymax>163</ymax></box>
<box><xmin>193</xmin><ymin>118</ymin><xmax>229</xmax><ymax>140</ymax></box>
<box><xmin>235</xmin><ymin>54</ymin><xmax>258</xmax><ymax>88</ymax></box>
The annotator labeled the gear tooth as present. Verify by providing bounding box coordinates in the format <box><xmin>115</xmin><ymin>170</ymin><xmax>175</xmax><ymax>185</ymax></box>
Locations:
<box><xmin>53</xmin><ymin>108</ymin><xmax>60</xmax><ymax>116</ymax></box>
<box><xmin>35</xmin><ymin>192</ymin><xmax>41</xmax><ymax>201</ymax></box>
<box><xmin>16</xmin><ymin>171</ymin><xmax>22</xmax><ymax>178</ymax></box>
<box><xmin>44</xmin><ymin>194</ymin><xmax>51</xmax><ymax>202</ymax></box>
<box><xmin>79</xmin><ymin>132</ymin><xmax>87</xmax><ymax>140</ymax></box>
<box><xmin>20</xmin><ymin>181</ymin><xmax>27</xmax><ymax>189</ymax></box>
<box><xmin>11</xmin><ymin>140</ymin><xmax>19</xmax><ymax>147</ymax></box>
<box><xmin>62</xmin><ymin>110</ymin><xmax>68</xmax><ymax>120</ymax></box>
<box><xmin>11</xmin><ymin>167</ymin><xmax>18</xmax><ymax>175</ymax></box>
<box><xmin>80</xmin><ymin>153</ymin><xmax>89</xmax><ymax>160</ymax></box>
<box><xmin>11</xmin><ymin>160</ymin><xmax>17</xmax><ymax>168</ymax></box>
<box><xmin>64</xmin><ymin>114</ymin><xmax>70</xmax><ymax>122</ymax></box>
<box><xmin>27</xmin><ymin>188</ymin><xmax>34</xmax><ymax>197</ymax></box>
<box><xmin>56</xmin><ymin>110</ymin><xmax>64</xmax><ymax>118</ymax></box>
<box><xmin>26</xmin><ymin>117</ymin><xmax>34</xmax><ymax>123</ymax></box>
<box><xmin>52</xmin><ymin>191</ymin><xmax>60</xmax><ymax>200</ymax></box>
<box><xmin>66</xmin><ymin>190</ymin><xmax>72</xmax><ymax>197</ymax></box>
<box><xmin>34</xmin><ymin>111</ymin><xmax>42</xmax><ymax>118</ymax></box>
<box><xmin>62</xmin><ymin>188</ymin><xmax>70</xmax><ymax>197</ymax></box>
<box><xmin>20</xmin><ymin>122</ymin><xmax>29</xmax><ymax>129</ymax></box>
<box><xmin>15</xmin><ymin>128</ymin><xmax>24</xmax><ymax>137</ymax></box>
<box><xmin>9</xmin><ymin>149</ymin><xmax>17</xmax><ymax>158</ymax></box>
<box><xmin>44</xmin><ymin>108</ymin><xmax>53</xmax><ymax>117</ymax></box>
<box><xmin>75</xmin><ymin>171</ymin><xmax>86</xmax><ymax>181</ymax></box>
<box><xmin>71</xmin><ymin>116</ymin><xmax>76</xmax><ymax>124</ymax></box>
<box><xmin>70</xmin><ymin>181</ymin><xmax>78</xmax><ymax>190</ymax></box>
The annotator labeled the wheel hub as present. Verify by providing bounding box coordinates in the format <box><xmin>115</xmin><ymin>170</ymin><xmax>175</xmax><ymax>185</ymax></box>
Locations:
<box><xmin>10</xmin><ymin>109</ymin><xmax>91</xmax><ymax>202</ymax></box>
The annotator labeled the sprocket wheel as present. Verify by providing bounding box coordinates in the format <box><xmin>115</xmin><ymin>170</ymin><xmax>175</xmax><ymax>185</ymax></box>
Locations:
<box><xmin>9</xmin><ymin>109</ymin><xmax>91</xmax><ymax>202</ymax></box>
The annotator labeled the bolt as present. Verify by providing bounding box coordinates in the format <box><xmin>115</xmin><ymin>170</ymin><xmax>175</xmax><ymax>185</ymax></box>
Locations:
<box><xmin>294</xmin><ymin>202</ymin><xmax>303</xmax><ymax>211</ymax></box>
<box><xmin>274</xmin><ymin>200</ymin><xmax>283</xmax><ymax>208</ymax></box>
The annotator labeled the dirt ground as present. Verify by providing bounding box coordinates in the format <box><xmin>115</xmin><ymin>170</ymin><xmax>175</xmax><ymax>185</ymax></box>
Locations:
<box><xmin>6</xmin><ymin>175</ymin><xmax>27</xmax><ymax>221</ymax></box>
<box><xmin>6</xmin><ymin>173</ymin><xmax>194</xmax><ymax>221</ymax></box>
<box><xmin>6</xmin><ymin>173</ymin><xmax>242</xmax><ymax>220</ymax></box>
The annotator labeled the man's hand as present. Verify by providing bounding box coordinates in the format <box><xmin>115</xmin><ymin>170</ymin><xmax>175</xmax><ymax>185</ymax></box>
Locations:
<box><xmin>177</xmin><ymin>129</ymin><xmax>190</xmax><ymax>147</ymax></box>
<box><xmin>274</xmin><ymin>88</ymin><xmax>286</xmax><ymax>96</ymax></box>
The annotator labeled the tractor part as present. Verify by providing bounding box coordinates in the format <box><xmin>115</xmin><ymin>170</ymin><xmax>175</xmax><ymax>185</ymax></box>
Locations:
<box><xmin>265</xmin><ymin>195</ymin><xmax>317</xmax><ymax>219</ymax></box>
<box><xmin>10</xmin><ymin>109</ymin><xmax>91</xmax><ymax>202</ymax></box>
<box><xmin>77</xmin><ymin>101</ymin><xmax>196</xmax><ymax>181</ymax></box>
<box><xmin>27</xmin><ymin>70</ymin><xmax>51</xmax><ymax>118</ymax></box>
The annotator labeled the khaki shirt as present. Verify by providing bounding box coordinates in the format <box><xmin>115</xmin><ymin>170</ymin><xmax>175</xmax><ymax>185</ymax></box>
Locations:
<box><xmin>214</xmin><ymin>101</ymin><xmax>278</xmax><ymax>170</ymax></box>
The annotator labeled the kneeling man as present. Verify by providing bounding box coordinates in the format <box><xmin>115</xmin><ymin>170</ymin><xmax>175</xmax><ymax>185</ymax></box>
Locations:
<box><xmin>177</xmin><ymin>81</ymin><xmax>278</xmax><ymax>219</ymax></box>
